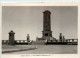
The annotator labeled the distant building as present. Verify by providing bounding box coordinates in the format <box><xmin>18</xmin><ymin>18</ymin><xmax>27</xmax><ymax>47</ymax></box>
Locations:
<box><xmin>63</xmin><ymin>36</ymin><xmax>65</xmax><ymax>42</ymax></box>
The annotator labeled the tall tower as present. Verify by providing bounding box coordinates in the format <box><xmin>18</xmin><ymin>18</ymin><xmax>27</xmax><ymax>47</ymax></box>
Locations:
<box><xmin>8</xmin><ymin>30</ymin><xmax>15</xmax><ymax>45</ymax></box>
<box><xmin>42</xmin><ymin>10</ymin><xmax>52</xmax><ymax>40</ymax></box>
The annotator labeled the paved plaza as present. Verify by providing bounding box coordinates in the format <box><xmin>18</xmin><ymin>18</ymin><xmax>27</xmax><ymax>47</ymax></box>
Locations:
<box><xmin>2</xmin><ymin>45</ymin><xmax>77</xmax><ymax>54</ymax></box>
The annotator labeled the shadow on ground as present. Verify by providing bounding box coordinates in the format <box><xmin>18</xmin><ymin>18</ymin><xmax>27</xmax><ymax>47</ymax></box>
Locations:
<box><xmin>2</xmin><ymin>48</ymin><xmax>37</xmax><ymax>54</ymax></box>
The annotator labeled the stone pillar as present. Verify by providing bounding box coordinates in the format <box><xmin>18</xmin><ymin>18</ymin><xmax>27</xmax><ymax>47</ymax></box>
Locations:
<box><xmin>63</xmin><ymin>36</ymin><xmax>65</xmax><ymax>42</ymax></box>
<box><xmin>72</xmin><ymin>39</ymin><xmax>74</xmax><ymax>42</ymax></box>
<box><xmin>36</xmin><ymin>36</ymin><xmax>38</xmax><ymax>41</ymax></box>
<box><xmin>66</xmin><ymin>40</ymin><xmax>68</xmax><ymax>42</ymax></box>
<box><xmin>69</xmin><ymin>39</ymin><xmax>70</xmax><ymax>42</ymax></box>
<box><xmin>8</xmin><ymin>30</ymin><xmax>15</xmax><ymax>45</ymax></box>
<box><xmin>27</xmin><ymin>34</ymin><xmax>30</xmax><ymax>42</ymax></box>
<box><xmin>77</xmin><ymin>39</ymin><xmax>78</xmax><ymax>42</ymax></box>
<box><xmin>59</xmin><ymin>33</ymin><xmax>62</xmax><ymax>42</ymax></box>
<box><xmin>23</xmin><ymin>40</ymin><xmax>25</xmax><ymax>43</ymax></box>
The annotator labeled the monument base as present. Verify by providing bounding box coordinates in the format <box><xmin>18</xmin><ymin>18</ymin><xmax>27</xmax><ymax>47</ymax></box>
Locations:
<box><xmin>32</xmin><ymin>40</ymin><xmax>46</xmax><ymax>45</ymax></box>
<box><xmin>31</xmin><ymin>37</ymin><xmax>57</xmax><ymax>45</ymax></box>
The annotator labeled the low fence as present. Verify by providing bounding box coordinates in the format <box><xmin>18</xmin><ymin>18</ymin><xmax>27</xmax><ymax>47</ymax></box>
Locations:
<box><xmin>2</xmin><ymin>40</ymin><xmax>32</xmax><ymax>45</ymax></box>
<box><xmin>15</xmin><ymin>40</ymin><xmax>32</xmax><ymax>45</ymax></box>
<box><xmin>2</xmin><ymin>39</ymin><xmax>78</xmax><ymax>45</ymax></box>
<box><xmin>2</xmin><ymin>40</ymin><xmax>9</xmax><ymax>44</ymax></box>
<box><xmin>46</xmin><ymin>39</ymin><xmax>78</xmax><ymax>45</ymax></box>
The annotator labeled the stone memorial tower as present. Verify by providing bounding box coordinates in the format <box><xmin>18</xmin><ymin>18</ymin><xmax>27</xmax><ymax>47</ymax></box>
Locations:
<box><xmin>42</xmin><ymin>10</ymin><xmax>52</xmax><ymax>40</ymax></box>
<box><xmin>8</xmin><ymin>30</ymin><xmax>15</xmax><ymax>45</ymax></box>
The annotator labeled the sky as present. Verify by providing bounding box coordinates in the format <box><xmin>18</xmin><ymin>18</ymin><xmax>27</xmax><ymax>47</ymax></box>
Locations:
<box><xmin>2</xmin><ymin>6</ymin><xmax>78</xmax><ymax>41</ymax></box>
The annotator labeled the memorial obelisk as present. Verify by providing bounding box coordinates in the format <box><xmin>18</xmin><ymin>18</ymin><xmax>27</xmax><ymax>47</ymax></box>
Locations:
<box><xmin>42</xmin><ymin>10</ymin><xmax>52</xmax><ymax>40</ymax></box>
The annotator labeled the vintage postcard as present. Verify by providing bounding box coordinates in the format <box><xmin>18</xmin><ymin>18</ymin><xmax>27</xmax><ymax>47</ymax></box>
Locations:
<box><xmin>1</xmin><ymin>2</ymin><xmax>80</xmax><ymax>58</ymax></box>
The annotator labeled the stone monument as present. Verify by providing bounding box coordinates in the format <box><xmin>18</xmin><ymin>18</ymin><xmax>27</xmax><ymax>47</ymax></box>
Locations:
<box><xmin>42</xmin><ymin>10</ymin><xmax>52</xmax><ymax>40</ymax></box>
<box><xmin>36</xmin><ymin>10</ymin><xmax>56</xmax><ymax>43</ymax></box>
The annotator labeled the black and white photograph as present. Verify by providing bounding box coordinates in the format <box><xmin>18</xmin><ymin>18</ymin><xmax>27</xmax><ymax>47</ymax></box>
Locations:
<box><xmin>2</xmin><ymin>5</ymin><xmax>78</xmax><ymax>54</ymax></box>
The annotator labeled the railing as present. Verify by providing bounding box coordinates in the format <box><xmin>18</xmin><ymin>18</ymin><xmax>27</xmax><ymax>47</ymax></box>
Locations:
<box><xmin>45</xmin><ymin>39</ymin><xmax>78</xmax><ymax>45</ymax></box>
<box><xmin>66</xmin><ymin>39</ymin><xmax>78</xmax><ymax>42</ymax></box>
<box><xmin>2</xmin><ymin>40</ymin><xmax>9</xmax><ymax>44</ymax></box>
<box><xmin>15</xmin><ymin>40</ymin><xmax>28</xmax><ymax>43</ymax></box>
<box><xmin>2</xmin><ymin>39</ymin><xmax>78</xmax><ymax>45</ymax></box>
<box><xmin>2</xmin><ymin>40</ymin><xmax>32</xmax><ymax>45</ymax></box>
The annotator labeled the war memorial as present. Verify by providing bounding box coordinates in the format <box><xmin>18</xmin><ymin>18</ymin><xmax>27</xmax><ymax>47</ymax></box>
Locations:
<box><xmin>2</xmin><ymin>10</ymin><xmax>78</xmax><ymax>45</ymax></box>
